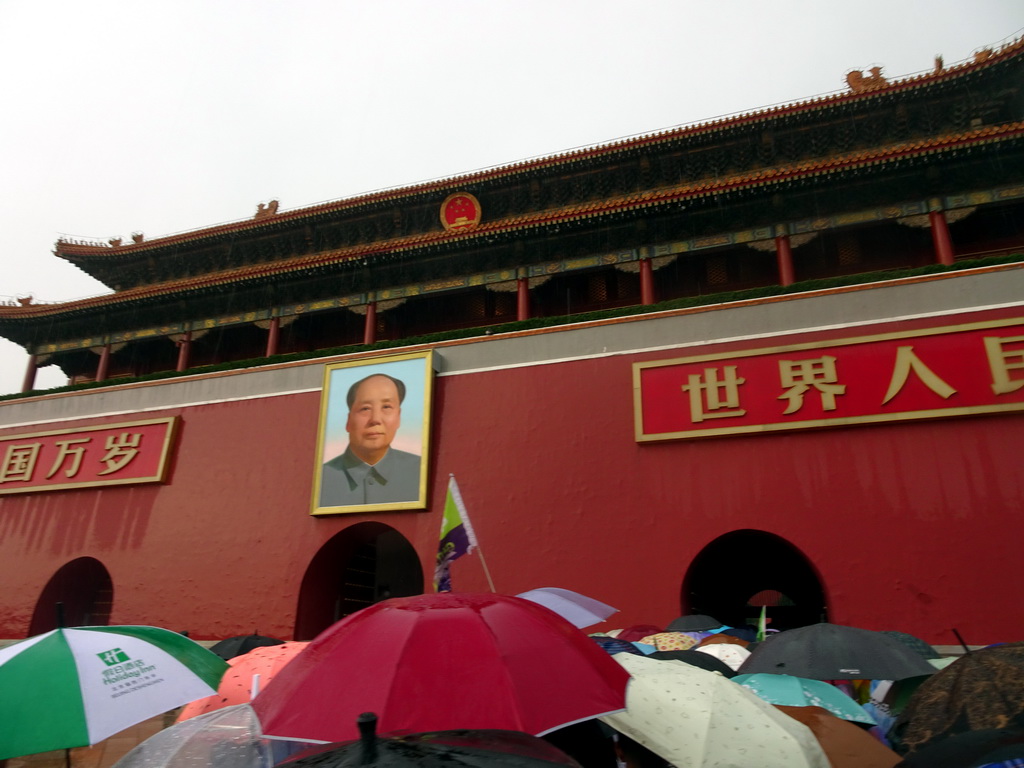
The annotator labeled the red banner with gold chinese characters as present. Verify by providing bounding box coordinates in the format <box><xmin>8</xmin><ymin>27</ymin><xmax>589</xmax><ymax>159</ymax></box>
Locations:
<box><xmin>634</xmin><ymin>318</ymin><xmax>1024</xmax><ymax>441</ymax></box>
<box><xmin>0</xmin><ymin>417</ymin><xmax>178</xmax><ymax>494</ymax></box>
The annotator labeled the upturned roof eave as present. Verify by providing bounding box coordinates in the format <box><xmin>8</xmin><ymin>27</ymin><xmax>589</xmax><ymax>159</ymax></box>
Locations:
<box><xmin>52</xmin><ymin>36</ymin><xmax>1023</xmax><ymax>264</ymax></box>
<box><xmin>6</xmin><ymin>121</ymin><xmax>1022</xmax><ymax>328</ymax></box>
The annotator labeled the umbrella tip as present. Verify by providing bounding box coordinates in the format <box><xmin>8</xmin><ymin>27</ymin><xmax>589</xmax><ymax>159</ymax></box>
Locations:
<box><xmin>357</xmin><ymin>712</ymin><xmax>378</xmax><ymax>764</ymax></box>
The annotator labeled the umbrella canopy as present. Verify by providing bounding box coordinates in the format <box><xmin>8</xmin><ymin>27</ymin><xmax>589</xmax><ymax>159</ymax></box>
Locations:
<box><xmin>600</xmin><ymin>653</ymin><xmax>830</xmax><ymax>768</ymax></box>
<box><xmin>736</xmin><ymin>623</ymin><xmax>938</xmax><ymax>681</ymax></box>
<box><xmin>775</xmin><ymin>706</ymin><xmax>900</xmax><ymax>768</ymax></box>
<box><xmin>718</xmin><ymin>626</ymin><xmax>758</xmax><ymax>643</ymax></box>
<box><xmin>608</xmin><ymin>625</ymin><xmax>662</xmax><ymax>643</ymax></box>
<box><xmin>280</xmin><ymin>712</ymin><xmax>582</xmax><ymax>768</ymax></box>
<box><xmin>209</xmin><ymin>634</ymin><xmax>286</xmax><ymax>661</ymax></box>
<box><xmin>699</xmin><ymin>632</ymin><xmax>751</xmax><ymax>648</ymax></box>
<box><xmin>892</xmin><ymin>728</ymin><xmax>1024</xmax><ymax>767</ymax></box>
<box><xmin>694</xmin><ymin>643</ymin><xmax>751</xmax><ymax>672</ymax></box>
<box><xmin>177</xmin><ymin>641</ymin><xmax>309</xmax><ymax>721</ymax></box>
<box><xmin>515</xmin><ymin>588</ymin><xmax>618</xmax><ymax>630</ymax></box>
<box><xmin>0</xmin><ymin>625</ymin><xmax>228</xmax><ymax>760</ymax></box>
<box><xmin>666</xmin><ymin>614</ymin><xmax>728</xmax><ymax>633</ymax></box>
<box><xmin>734</xmin><ymin>673</ymin><xmax>876</xmax><ymax>724</ymax></box>
<box><xmin>589</xmin><ymin>636</ymin><xmax>644</xmax><ymax>656</ymax></box>
<box><xmin>637</xmin><ymin>631</ymin><xmax>700</xmax><ymax>651</ymax></box>
<box><xmin>253</xmin><ymin>592</ymin><xmax>630</xmax><ymax>743</ymax></box>
<box><xmin>879</xmin><ymin>674</ymin><xmax>932</xmax><ymax>717</ymax></box>
<box><xmin>112</xmin><ymin>703</ymin><xmax>275</xmax><ymax>768</ymax></box>
<box><xmin>648</xmin><ymin>649</ymin><xmax>737</xmax><ymax>678</ymax></box>
<box><xmin>878</xmin><ymin>631</ymin><xmax>940</xmax><ymax>660</ymax></box>
<box><xmin>892</xmin><ymin>642</ymin><xmax>1024</xmax><ymax>754</ymax></box>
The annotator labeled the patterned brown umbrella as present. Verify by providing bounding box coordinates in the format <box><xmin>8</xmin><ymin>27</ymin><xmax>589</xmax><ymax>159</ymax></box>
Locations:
<box><xmin>892</xmin><ymin>642</ymin><xmax>1024</xmax><ymax>754</ymax></box>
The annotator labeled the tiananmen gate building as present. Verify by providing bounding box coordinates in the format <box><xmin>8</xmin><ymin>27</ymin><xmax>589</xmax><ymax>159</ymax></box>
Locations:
<box><xmin>1</xmin><ymin>37</ymin><xmax>1022</xmax><ymax>649</ymax></box>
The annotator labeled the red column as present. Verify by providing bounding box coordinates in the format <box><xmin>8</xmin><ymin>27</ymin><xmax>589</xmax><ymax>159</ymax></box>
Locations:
<box><xmin>639</xmin><ymin>259</ymin><xmax>655</xmax><ymax>305</ymax></box>
<box><xmin>176</xmin><ymin>331</ymin><xmax>192</xmax><ymax>372</ymax></box>
<box><xmin>265</xmin><ymin>317</ymin><xmax>280</xmax><ymax>358</ymax></box>
<box><xmin>363</xmin><ymin>302</ymin><xmax>377</xmax><ymax>345</ymax></box>
<box><xmin>929</xmin><ymin>210</ymin><xmax>955</xmax><ymax>266</ymax></box>
<box><xmin>96</xmin><ymin>345</ymin><xmax>111</xmax><ymax>382</ymax></box>
<box><xmin>517</xmin><ymin>278</ymin><xmax>530</xmax><ymax>321</ymax></box>
<box><xmin>21</xmin><ymin>354</ymin><xmax>37</xmax><ymax>393</ymax></box>
<box><xmin>775</xmin><ymin>235</ymin><xmax>795</xmax><ymax>287</ymax></box>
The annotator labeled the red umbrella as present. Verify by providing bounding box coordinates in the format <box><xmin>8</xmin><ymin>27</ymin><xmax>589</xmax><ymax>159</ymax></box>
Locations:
<box><xmin>252</xmin><ymin>593</ymin><xmax>629</xmax><ymax>743</ymax></box>
<box><xmin>177</xmin><ymin>641</ymin><xmax>309</xmax><ymax>721</ymax></box>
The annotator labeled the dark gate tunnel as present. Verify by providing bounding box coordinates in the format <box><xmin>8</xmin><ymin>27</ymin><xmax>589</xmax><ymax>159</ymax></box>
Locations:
<box><xmin>681</xmin><ymin>529</ymin><xmax>828</xmax><ymax>632</ymax></box>
<box><xmin>29</xmin><ymin>556</ymin><xmax>113</xmax><ymax>634</ymax></box>
<box><xmin>294</xmin><ymin>522</ymin><xmax>423</xmax><ymax>641</ymax></box>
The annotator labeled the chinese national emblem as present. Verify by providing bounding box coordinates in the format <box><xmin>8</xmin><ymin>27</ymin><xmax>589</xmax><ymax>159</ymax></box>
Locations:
<box><xmin>440</xmin><ymin>192</ymin><xmax>482</xmax><ymax>232</ymax></box>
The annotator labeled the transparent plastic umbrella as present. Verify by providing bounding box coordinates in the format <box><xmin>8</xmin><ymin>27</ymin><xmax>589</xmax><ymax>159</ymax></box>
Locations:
<box><xmin>113</xmin><ymin>704</ymin><xmax>298</xmax><ymax>768</ymax></box>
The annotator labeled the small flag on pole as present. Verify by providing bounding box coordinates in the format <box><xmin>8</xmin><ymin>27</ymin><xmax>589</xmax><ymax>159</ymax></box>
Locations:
<box><xmin>434</xmin><ymin>475</ymin><xmax>479</xmax><ymax>592</ymax></box>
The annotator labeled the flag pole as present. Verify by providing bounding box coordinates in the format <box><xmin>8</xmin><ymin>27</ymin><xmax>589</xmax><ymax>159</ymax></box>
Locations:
<box><xmin>443</xmin><ymin>473</ymin><xmax>496</xmax><ymax>593</ymax></box>
<box><xmin>476</xmin><ymin>544</ymin><xmax>497</xmax><ymax>593</ymax></box>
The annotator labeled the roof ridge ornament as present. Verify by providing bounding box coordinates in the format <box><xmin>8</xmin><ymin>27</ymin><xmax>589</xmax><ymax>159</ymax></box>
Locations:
<box><xmin>845</xmin><ymin>66</ymin><xmax>888</xmax><ymax>93</ymax></box>
<box><xmin>255</xmin><ymin>200</ymin><xmax>280</xmax><ymax>220</ymax></box>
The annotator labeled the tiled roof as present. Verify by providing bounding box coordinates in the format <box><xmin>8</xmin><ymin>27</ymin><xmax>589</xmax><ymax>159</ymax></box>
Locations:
<box><xmin>6</xmin><ymin>120</ymin><xmax>1021</xmax><ymax>322</ymax></box>
<box><xmin>54</xmin><ymin>35</ymin><xmax>1023</xmax><ymax>262</ymax></box>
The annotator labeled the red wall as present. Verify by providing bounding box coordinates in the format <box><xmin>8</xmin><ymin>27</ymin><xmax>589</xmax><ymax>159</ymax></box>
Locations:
<box><xmin>1</xmin><ymin>308</ymin><xmax>1021</xmax><ymax>645</ymax></box>
<box><xmin>432</xmin><ymin>349</ymin><xmax>1023</xmax><ymax>644</ymax></box>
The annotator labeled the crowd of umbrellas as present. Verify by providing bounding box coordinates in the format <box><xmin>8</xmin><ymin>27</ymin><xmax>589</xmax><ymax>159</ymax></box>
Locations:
<box><xmin>1</xmin><ymin>588</ymin><xmax>1022</xmax><ymax>768</ymax></box>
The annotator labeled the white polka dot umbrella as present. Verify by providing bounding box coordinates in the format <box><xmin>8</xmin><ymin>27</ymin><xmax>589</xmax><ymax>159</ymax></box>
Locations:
<box><xmin>600</xmin><ymin>654</ymin><xmax>830</xmax><ymax>768</ymax></box>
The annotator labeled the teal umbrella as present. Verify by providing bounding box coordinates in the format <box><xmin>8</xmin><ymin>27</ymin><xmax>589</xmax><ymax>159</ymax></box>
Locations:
<box><xmin>732</xmin><ymin>673</ymin><xmax>876</xmax><ymax>725</ymax></box>
<box><xmin>0</xmin><ymin>625</ymin><xmax>229</xmax><ymax>760</ymax></box>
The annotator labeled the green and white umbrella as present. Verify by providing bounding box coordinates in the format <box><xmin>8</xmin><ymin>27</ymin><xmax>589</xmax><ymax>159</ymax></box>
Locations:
<box><xmin>0</xmin><ymin>625</ymin><xmax>229</xmax><ymax>760</ymax></box>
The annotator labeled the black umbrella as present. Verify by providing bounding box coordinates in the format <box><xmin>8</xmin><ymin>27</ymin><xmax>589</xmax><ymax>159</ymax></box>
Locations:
<box><xmin>648</xmin><ymin>649</ymin><xmax>737</xmax><ymax>678</ymax></box>
<box><xmin>281</xmin><ymin>713</ymin><xmax>582</xmax><ymax>768</ymax></box>
<box><xmin>209</xmin><ymin>633</ymin><xmax>285</xmax><ymax>660</ymax></box>
<box><xmin>735</xmin><ymin>623</ymin><xmax>937</xmax><ymax>681</ymax></box>
<box><xmin>879</xmin><ymin>630</ymin><xmax>940</xmax><ymax>660</ymax></box>
<box><xmin>893</xmin><ymin>728</ymin><xmax>1024</xmax><ymax>766</ymax></box>
<box><xmin>666</xmin><ymin>614</ymin><xmax>726</xmax><ymax>632</ymax></box>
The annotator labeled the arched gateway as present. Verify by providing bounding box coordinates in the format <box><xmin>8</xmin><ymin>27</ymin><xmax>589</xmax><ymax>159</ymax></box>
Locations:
<box><xmin>29</xmin><ymin>557</ymin><xmax>113</xmax><ymax>634</ymax></box>
<box><xmin>681</xmin><ymin>530</ymin><xmax>828</xmax><ymax>632</ymax></box>
<box><xmin>294</xmin><ymin>523</ymin><xmax>423</xmax><ymax>640</ymax></box>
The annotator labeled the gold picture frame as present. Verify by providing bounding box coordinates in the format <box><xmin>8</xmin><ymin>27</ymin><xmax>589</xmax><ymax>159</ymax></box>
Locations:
<box><xmin>311</xmin><ymin>350</ymin><xmax>434</xmax><ymax>515</ymax></box>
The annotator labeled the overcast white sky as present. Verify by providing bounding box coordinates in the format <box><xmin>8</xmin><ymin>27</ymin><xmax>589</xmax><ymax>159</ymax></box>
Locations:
<box><xmin>1</xmin><ymin>1</ymin><xmax>1020</xmax><ymax>395</ymax></box>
